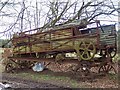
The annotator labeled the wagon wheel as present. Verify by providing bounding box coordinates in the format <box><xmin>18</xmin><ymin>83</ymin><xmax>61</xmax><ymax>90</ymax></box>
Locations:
<box><xmin>100</xmin><ymin>48</ymin><xmax>117</xmax><ymax>58</ymax></box>
<box><xmin>99</xmin><ymin>49</ymin><xmax>107</xmax><ymax>56</ymax></box>
<box><xmin>80</xmin><ymin>60</ymin><xmax>92</xmax><ymax>76</ymax></box>
<box><xmin>98</xmin><ymin>64</ymin><xmax>117</xmax><ymax>74</ymax></box>
<box><xmin>75</xmin><ymin>40</ymin><xmax>96</xmax><ymax>60</ymax></box>
<box><xmin>72</xmin><ymin>61</ymin><xmax>92</xmax><ymax>76</ymax></box>
<box><xmin>5</xmin><ymin>63</ymin><xmax>15</xmax><ymax>73</ymax></box>
<box><xmin>107</xmin><ymin>47</ymin><xmax>117</xmax><ymax>58</ymax></box>
<box><xmin>68</xmin><ymin>64</ymin><xmax>79</xmax><ymax>73</ymax></box>
<box><xmin>55</xmin><ymin>53</ymin><xmax>65</xmax><ymax>63</ymax></box>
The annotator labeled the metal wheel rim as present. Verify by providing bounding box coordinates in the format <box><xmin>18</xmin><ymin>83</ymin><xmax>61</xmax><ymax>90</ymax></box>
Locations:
<box><xmin>75</xmin><ymin>40</ymin><xmax>96</xmax><ymax>60</ymax></box>
<box><xmin>98</xmin><ymin>64</ymin><xmax>117</xmax><ymax>74</ymax></box>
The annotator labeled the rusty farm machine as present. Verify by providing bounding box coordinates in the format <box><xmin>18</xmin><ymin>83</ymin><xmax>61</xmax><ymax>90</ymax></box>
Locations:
<box><xmin>3</xmin><ymin>20</ymin><xmax>117</xmax><ymax>76</ymax></box>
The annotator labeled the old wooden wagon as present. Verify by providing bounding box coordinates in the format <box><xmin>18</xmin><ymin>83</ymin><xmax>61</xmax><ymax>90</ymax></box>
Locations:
<box><xmin>5</xmin><ymin>20</ymin><xmax>117</xmax><ymax>75</ymax></box>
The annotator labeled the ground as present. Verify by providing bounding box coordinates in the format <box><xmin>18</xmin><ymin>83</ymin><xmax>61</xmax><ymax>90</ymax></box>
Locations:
<box><xmin>0</xmin><ymin>53</ymin><xmax>119</xmax><ymax>88</ymax></box>
<box><xmin>1</xmin><ymin>67</ymin><xmax>119</xmax><ymax>88</ymax></box>
<box><xmin>1</xmin><ymin>73</ymin><xmax>64</xmax><ymax>88</ymax></box>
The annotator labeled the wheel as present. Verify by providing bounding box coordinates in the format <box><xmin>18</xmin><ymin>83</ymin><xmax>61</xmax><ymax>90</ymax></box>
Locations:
<box><xmin>55</xmin><ymin>53</ymin><xmax>65</xmax><ymax>63</ymax></box>
<box><xmin>99</xmin><ymin>49</ymin><xmax>107</xmax><ymax>57</ymax></box>
<box><xmin>75</xmin><ymin>40</ymin><xmax>96</xmax><ymax>60</ymax></box>
<box><xmin>98</xmin><ymin>63</ymin><xmax>117</xmax><ymax>74</ymax></box>
<box><xmin>5</xmin><ymin>63</ymin><xmax>15</xmax><ymax>73</ymax></box>
<box><xmin>80</xmin><ymin>61</ymin><xmax>92</xmax><ymax>75</ymax></box>
<box><xmin>70</xmin><ymin>61</ymin><xmax>91</xmax><ymax>76</ymax></box>
<box><xmin>107</xmin><ymin>47</ymin><xmax>117</xmax><ymax>58</ymax></box>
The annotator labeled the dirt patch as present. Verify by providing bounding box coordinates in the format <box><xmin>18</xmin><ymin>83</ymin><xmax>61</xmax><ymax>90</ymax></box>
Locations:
<box><xmin>2</xmin><ymin>67</ymin><xmax>118</xmax><ymax>88</ymax></box>
<box><xmin>1</xmin><ymin>73</ymin><xmax>67</xmax><ymax>88</ymax></box>
<box><xmin>1</xmin><ymin>61</ymin><xmax>119</xmax><ymax>88</ymax></box>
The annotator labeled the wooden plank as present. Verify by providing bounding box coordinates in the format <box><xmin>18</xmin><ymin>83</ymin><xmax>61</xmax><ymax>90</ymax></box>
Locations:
<box><xmin>52</xmin><ymin>40</ymin><xmax>73</xmax><ymax>50</ymax></box>
<box><xmin>51</xmin><ymin>28</ymin><xmax>72</xmax><ymax>40</ymax></box>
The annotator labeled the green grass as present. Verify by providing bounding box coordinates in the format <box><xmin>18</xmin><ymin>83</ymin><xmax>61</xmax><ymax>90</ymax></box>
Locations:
<box><xmin>10</xmin><ymin>72</ymin><xmax>80</xmax><ymax>88</ymax></box>
<box><xmin>6</xmin><ymin>64</ymin><xmax>119</xmax><ymax>88</ymax></box>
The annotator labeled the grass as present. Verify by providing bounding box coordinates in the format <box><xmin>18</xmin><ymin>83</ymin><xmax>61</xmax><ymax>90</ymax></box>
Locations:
<box><xmin>2</xmin><ymin>53</ymin><xmax>119</xmax><ymax>88</ymax></box>
<box><xmin>4</xmin><ymin>63</ymin><xmax>119</xmax><ymax>88</ymax></box>
<box><xmin>9</xmin><ymin>72</ymin><xmax>80</xmax><ymax>88</ymax></box>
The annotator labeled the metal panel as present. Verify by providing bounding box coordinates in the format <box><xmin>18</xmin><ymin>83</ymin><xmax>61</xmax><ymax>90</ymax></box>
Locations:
<box><xmin>100</xmin><ymin>25</ymin><xmax>116</xmax><ymax>45</ymax></box>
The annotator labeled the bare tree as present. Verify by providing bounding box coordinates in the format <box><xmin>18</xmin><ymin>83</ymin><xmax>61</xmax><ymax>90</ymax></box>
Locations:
<box><xmin>20</xmin><ymin>0</ymin><xmax>26</xmax><ymax>32</ymax></box>
<box><xmin>0</xmin><ymin>0</ymin><xmax>119</xmax><ymax>39</ymax></box>
<box><xmin>43</xmin><ymin>0</ymin><xmax>119</xmax><ymax>27</ymax></box>
<box><xmin>0</xmin><ymin>0</ymin><xmax>9</xmax><ymax>12</ymax></box>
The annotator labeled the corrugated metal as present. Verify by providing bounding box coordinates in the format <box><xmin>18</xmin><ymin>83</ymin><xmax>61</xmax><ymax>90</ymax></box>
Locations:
<box><xmin>100</xmin><ymin>25</ymin><xmax>116</xmax><ymax>45</ymax></box>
